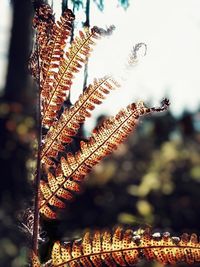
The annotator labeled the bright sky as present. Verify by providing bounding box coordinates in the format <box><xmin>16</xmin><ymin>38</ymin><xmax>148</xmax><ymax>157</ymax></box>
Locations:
<box><xmin>1</xmin><ymin>0</ymin><xmax>200</xmax><ymax>127</ymax></box>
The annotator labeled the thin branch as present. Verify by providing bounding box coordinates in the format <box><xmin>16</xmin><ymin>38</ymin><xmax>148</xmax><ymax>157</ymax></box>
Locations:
<box><xmin>32</xmin><ymin>35</ymin><xmax>42</xmax><ymax>255</ymax></box>
<box><xmin>84</xmin><ymin>0</ymin><xmax>90</xmax><ymax>28</ymax></box>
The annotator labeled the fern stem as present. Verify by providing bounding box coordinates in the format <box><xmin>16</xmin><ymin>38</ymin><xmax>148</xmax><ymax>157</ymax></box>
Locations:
<box><xmin>32</xmin><ymin>36</ymin><xmax>42</xmax><ymax>255</ymax></box>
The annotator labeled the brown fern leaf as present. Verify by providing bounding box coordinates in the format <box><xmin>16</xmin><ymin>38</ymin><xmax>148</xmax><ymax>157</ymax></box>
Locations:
<box><xmin>51</xmin><ymin>227</ymin><xmax>200</xmax><ymax>266</ymax></box>
<box><xmin>29</xmin><ymin>3</ymin><xmax>55</xmax><ymax>80</ymax></box>
<box><xmin>30</xmin><ymin>250</ymin><xmax>41</xmax><ymax>267</ymax></box>
<box><xmin>39</xmin><ymin>172</ymin><xmax>80</xmax><ymax>219</ymax></box>
<box><xmin>33</xmin><ymin>3</ymin><xmax>55</xmax><ymax>30</ymax></box>
<box><xmin>42</xmin><ymin>27</ymin><xmax>102</xmax><ymax>128</ymax></box>
<box><xmin>33</xmin><ymin>3</ymin><xmax>55</xmax><ymax>57</ymax></box>
<box><xmin>60</xmin><ymin>100</ymin><xmax>169</xmax><ymax>179</ymax></box>
<box><xmin>141</xmin><ymin>230</ymin><xmax>200</xmax><ymax>265</ymax></box>
<box><xmin>29</xmin><ymin>50</ymin><xmax>40</xmax><ymax>81</ymax></box>
<box><xmin>39</xmin><ymin>99</ymin><xmax>169</xmax><ymax>219</ymax></box>
<box><xmin>41</xmin><ymin>76</ymin><xmax>120</xmax><ymax>166</ymax></box>
<box><xmin>41</xmin><ymin>9</ymin><xmax>75</xmax><ymax>109</ymax></box>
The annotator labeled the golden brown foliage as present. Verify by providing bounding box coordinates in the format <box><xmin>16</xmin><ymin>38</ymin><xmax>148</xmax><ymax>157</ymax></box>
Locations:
<box><xmin>41</xmin><ymin>76</ymin><xmax>120</xmax><ymax>166</ymax></box>
<box><xmin>51</xmin><ymin>227</ymin><xmax>200</xmax><ymax>266</ymax></box>
<box><xmin>40</xmin><ymin>9</ymin><xmax>75</xmax><ymax>106</ymax></box>
<box><xmin>29</xmin><ymin>3</ymin><xmax>55</xmax><ymax>81</ymax></box>
<box><xmin>39</xmin><ymin>100</ymin><xmax>169</xmax><ymax>219</ymax></box>
<box><xmin>41</xmin><ymin>26</ymin><xmax>101</xmax><ymax>127</ymax></box>
<box><xmin>28</xmin><ymin>4</ymin><xmax>200</xmax><ymax>267</ymax></box>
<box><xmin>30</xmin><ymin>3</ymin><xmax>170</xmax><ymax>224</ymax></box>
<box><xmin>30</xmin><ymin>251</ymin><xmax>41</xmax><ymax>267</ymax></box>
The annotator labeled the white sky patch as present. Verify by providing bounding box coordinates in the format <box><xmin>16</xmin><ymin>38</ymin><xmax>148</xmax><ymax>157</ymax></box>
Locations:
<box><xmin>88</xmin><ymin>0</ymin><xmax>200</xmax><ymax>117</ymax></box>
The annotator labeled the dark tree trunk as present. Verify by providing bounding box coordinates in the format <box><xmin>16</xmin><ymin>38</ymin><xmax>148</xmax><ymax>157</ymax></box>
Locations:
<box><xmin>84</xmin><ymin>0</ymin><xmax>90</xmax><ymax>27</ymax></box>
<box><xmin>83</xmin><ymin>0</ymin><xmax>90</xmax><ymax>90</ymax></box>
<box><xmin>4</xmin><ymin>0</ymin><xmax>33</xmax><ymax>105</ymax></box>
<box><xmin>0</xmin><ymin>1</ymin><xmax>34</xmax><ymax>265</ymax></box>
<box><xmin>0</xmin><ymin>0</ymin><xmax>33</xmax><ymax>201</ymax></box>
<box><xmin>70</xmin><ymin>2</ymin><xmax>76</xmax><ymax>43</ymax></box>
<box><xmin>62</xmin><ymin>0</ymin><xmax>69</xmax><ymax>14</ymax></box>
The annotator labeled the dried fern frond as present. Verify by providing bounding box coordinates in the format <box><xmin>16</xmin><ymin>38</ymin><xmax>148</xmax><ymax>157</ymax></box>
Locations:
<box><xmin>41</xmin><ymin>9</ymin><xmax>75</xmax><ymax>108</ymax></box>
<box><xmin>33</xmin><ymin>3</ymin><xmax>55</xmax><ymax>53</ymax></box>
<box><xmin>42</xmin><ymin>26</ymin><xmax>102</xmax><ymax>128</ymax></box>
<box><xmin>33</xmin><ymin>3</ymin><xmax>55</xmax><ymax>28</ymax></box>
<box><xmin>51</xmin><ymin>226</ymin><xmax>200</xmax><ymax>266</ymax></box>
<box><xmin>29</xmin><ymin>3</ymin><xmax>55</xmax><ymax>80</ymax></box>
<box><xmin>30</xmin><ymin>250</ymin><xmax>41</xmax><ymax>267</ymax></box>
<box><xmin>60</xmin><ymin>100</ymin><xmax>169</xmax><ymax>179</ymax></box>
<box><xmin>29</xmin><ymin>50</ymin><xmax>40</xmax><ymax>81</ymax></box>
<box><xmin>39</xmin><ymin>99</ymin><xmax>169</xmax><ymax>219</ymax></box>
<box><xmin>41</xmin><ymin>76</ymin><xmax>120</xmax><ymax>166</ymax></box>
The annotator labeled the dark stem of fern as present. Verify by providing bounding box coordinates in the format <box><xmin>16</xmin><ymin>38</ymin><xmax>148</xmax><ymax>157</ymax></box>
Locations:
<box><xmin>32</xmin><ymin>36</ymin><xmax>42</xmax><ymax>255</ymax></box>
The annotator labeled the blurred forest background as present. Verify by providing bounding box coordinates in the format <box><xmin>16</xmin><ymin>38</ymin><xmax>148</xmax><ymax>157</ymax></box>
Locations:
<box><xmin>0</xmin><ymin>0</ymin><xmax>200</xmax><ymax>266</ymax></box>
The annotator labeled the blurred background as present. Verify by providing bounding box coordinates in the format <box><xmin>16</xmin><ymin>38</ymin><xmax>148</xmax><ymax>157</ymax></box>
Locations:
<box><xmin>0</xmin><ymin>0</ymin><xmax>200</xmax><ymax>266</ymax></box>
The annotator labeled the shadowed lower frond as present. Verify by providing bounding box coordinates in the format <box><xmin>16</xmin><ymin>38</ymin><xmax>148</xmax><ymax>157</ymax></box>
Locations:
<box><xmin>29</xmin><ymin>3</ymin><xmax>55</xmax><ymax>81</ymax></box>
<box><xmin>42</xmin><ymin>26</ymin><xmax>102</xmax><ymax>128</ymax></box>
<box><xmin>33</xmin><ymin>3</ymin><xmax>55</xmax><ymax>53</ymax></box>
<box><xmin>41</xmin><ymin>76</ymin><xmax>120</xmax><ymax>166</ymax></box>
<box><xmin>39</xmin><ymin>100</ymin><xmax>169</xmax><ymax>219</ymax></box>
<box><xmin>51</xmin><ymin>227</ymin><xmax>200</xmax><ymax>266</ymax></box>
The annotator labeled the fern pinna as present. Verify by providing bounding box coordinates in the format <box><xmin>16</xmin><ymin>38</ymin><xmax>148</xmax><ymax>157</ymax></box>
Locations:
<box><xmin>51</xmin><ymin>227</ymin><xmax>200</xmax><ymax>266</ymax></box>
<box><xmin>28</xmin><ymin>2</ymin><xmax>199</xmax><ymax>267</ymax></box>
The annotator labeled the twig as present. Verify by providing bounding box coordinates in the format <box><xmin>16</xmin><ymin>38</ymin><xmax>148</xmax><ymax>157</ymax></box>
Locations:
<box><xmin>32</xmin><ymin>34</ymin><xmax>42</xmax><ymax>255</ymax></box>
